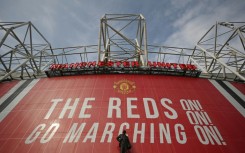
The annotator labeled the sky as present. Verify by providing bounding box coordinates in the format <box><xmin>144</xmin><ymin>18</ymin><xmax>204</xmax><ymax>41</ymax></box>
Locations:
<box><xmin>0</xmin><ymin>0</ymin><xmax>245</xmax><ymax>49</ymax></box>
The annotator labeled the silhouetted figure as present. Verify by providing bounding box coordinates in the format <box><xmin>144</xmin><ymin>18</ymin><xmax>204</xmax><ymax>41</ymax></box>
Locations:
<box><xmin>117</xmin><ymin>130</ymin><xmax>131</xmax><ymax>153</ymax></box>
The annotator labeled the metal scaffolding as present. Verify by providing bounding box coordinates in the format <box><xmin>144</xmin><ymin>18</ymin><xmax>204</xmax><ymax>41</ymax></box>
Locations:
<box><xmin>98</xmin><ymin>14</ymin><xmax>148</xmax><ymax>66</ymax></box>
<box><xmin>0</xmin><ymin>22</ymin><xmax>53</xmax><ymax>81</ymax></box>
<box><xmin>0</xmin><ymin>16</ymin><xmax>244</xmax><ymax>82</ymax></box>
<box><xmin>191</xmin><ymin>22</ymin><xmax>245</xmax><ymax>81</ymax></box>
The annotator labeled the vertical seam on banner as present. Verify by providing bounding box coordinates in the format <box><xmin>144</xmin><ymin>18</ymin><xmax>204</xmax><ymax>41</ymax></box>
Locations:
<box><xmin>0</xmin><ymin>79</ymin><xmax>40</xmax><ymax>122</ymax></box>
<box><xmin>0</xmin><ymin>80</ymin><xmax>25</xmax><ymax>106</ymax></box>
<box><xmin>209</xmin><ymin>79</ymin><xmax>245</xmax><ymax>117</ymax></box>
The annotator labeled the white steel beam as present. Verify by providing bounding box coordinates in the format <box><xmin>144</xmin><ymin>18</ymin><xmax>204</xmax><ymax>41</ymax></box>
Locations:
<box><xmin>196</xmin><ymin>45</ymin><xmax>245</xmax><ymax>81</ymax></box>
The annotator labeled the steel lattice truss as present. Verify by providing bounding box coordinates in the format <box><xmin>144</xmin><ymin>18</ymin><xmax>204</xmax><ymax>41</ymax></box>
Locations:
<box><xmin>191</xmin><ymin>22</ymin><xmax>245</xmax><ymax>81</ymax></box>
<box><xmin>98</xmin><ymin>14</ymin><xmax>148</xmax><ymax>66</ymax></box>
<box><xmin>0</xmin><ymin>22</ymin><xmax>53</xmax><ymax>81</ymax></box>
<box><xmin>0</xmin><ymin>15</ymin><xmax>244</xmax><ymax>82</ymax></box>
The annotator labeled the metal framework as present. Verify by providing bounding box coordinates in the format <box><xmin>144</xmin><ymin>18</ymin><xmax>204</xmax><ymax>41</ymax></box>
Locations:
<box><xmin>98</xmin><ymin>14</ymin><xmax>148</xmax><ymax>66</ymax></box>
<box><xmin>0</xmin><ymin>16</ymin><xmax>244</xmax><ymax>82</ymax></box>
<box><xmin>47</xmin><ymin>45</ymin><xmax>98</xmax><ymax>64</ymax></box>
<box><xmin>191</xmin><ymin>22</ymin><xmax>245</xmax><ymax>81</ymax></box>
<box><xmin>0</xmin><ymin>22</ymin><xmax>53</xmax><ymax>81</ymax></box>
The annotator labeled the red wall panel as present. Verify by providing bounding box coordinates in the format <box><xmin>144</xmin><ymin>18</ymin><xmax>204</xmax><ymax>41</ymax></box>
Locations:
<box><xmin>231</xmin><ymin>82</ymin><xmax>245</xmax><ymax>95</ymax></box>
<box><xmin>0</xmin><ymin>75</ymin><xmax>244</xmax><ymax>153</ymax></box>
<box><xmin>0</xmin><ymin>80</ymin><xmax>19</xmax><ymax>98</ymax></box>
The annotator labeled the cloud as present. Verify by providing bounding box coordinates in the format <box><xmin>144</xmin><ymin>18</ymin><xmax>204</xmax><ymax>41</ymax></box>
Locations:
<box><xmin>163</xmin><ymin>0</ymin><xmax>245</xmax><ymax>48</ymax></box>
<box><xmin>172</xmin><ymin>4</ymin><xmax>203</xmax><ymax>28</ymax></box>
<box><xmin>38</xmin><ymin>6</ymin><xmax>56</xmax><ymax>40</ymax></box>
<box><xmin>0</xmin><ymin>0</ymin><xmax>244</xmax><ymax>70</ymax></box>
<box><xmin>170</xmin><ymin>0</ymin><xmax>192</xmax><ymax>9</ymax></box>
<box><xmin>1</xmin><ymin>0</ymin><xmax>244</xmax><ymax>50</ymax></box>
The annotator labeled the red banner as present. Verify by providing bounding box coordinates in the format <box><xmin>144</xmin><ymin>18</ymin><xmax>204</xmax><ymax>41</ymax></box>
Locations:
<box><xmin>49</xmin><ymin>61</ymin><xmax>197</xmax><ymax>70</ymax></box>
<box><xmin>0</xmin><ymin>80</ymin><xmax>18</xmax><ymax>98</ymax></box>
<box><xmin>0</xmin><ymin>75</ymin><xmax>244</xmax><ymax>153</ymax></box>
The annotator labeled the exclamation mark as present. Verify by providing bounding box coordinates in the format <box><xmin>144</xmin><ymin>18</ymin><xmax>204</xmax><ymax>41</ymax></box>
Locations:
<box><xmin>213</xmin><ymin>126</ymin><xmax>226</xmax><ymax>145</ymax></box>
<box><xmin>204</xmin><ymin>112</ymin><xmax>213</xmax><ymax>125</ymax></box>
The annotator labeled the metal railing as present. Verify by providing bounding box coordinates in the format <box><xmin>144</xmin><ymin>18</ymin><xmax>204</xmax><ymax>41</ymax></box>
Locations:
<box><xmin>0</xmin><ymin>18</ymin><xmax>244</xmax><ymax>82</ymax></box>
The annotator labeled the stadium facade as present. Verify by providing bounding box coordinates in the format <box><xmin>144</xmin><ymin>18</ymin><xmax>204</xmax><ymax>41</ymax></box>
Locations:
<box><xmin>0</xmin><ymin>14</ymin><xmax>244</xmax><ymax>153</ymax></box>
